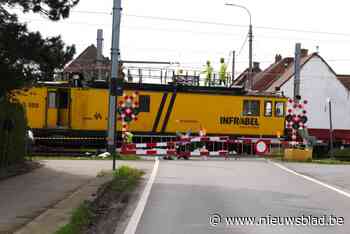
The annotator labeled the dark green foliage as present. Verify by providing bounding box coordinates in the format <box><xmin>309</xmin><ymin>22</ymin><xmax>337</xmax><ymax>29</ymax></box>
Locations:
<box><xmin>0</xmin><ymin>100</ymin><xmax>27</xmax><ymax>168</ymax></box>
<box><xmin>332</xmin><ymin>148</ymin><xmax>350</xmax><ymax>161</ymax></box>
<box><xmin>0</xmin><ymin>0</ymin><xmax>78</xmax><ymax>96</ymax></box>
<box><xmin>1</xmin><ymin>0</ymin><xmax>79</xmax><ymax>21</ymax></box>
<box><xmin>0</xmin><ymin>0</ymin><xmax>78</xmax><ymax>168</ymax></box>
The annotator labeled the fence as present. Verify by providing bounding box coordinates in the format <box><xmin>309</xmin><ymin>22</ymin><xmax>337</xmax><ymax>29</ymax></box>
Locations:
<box><xmin>123</xmin><ymin>66</ymin><xmax>235</xmax><ymax>87</ymax></box>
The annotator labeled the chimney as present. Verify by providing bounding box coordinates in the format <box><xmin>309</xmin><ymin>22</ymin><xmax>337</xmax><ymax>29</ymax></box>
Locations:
<box><xmin>96</xmin><ymin>29</ymin><xmax>104</xmax><ymax>80</ymax></box>
<box><xmin>301</xmin><ymin>49</ymin><xmax>308</xmax><ymax>57</ymax></box>
<box><xmin>253</xmin><ymin>62</ymin><xmax>260</xmax><ymax>71</ymax></box>
<box><xmin>96</xmin><ymin>29</ymin><xmax>104</xmax><ymax>61</ymax></box>
<box><xmin>275</xmin><ymin>54</ymin><xmax>282</xmax><ymax>63</ymax></box>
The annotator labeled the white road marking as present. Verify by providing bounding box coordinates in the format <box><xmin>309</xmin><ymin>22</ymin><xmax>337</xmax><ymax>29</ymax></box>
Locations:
<box><xmin>122</xmin><ymin>157</ymin><xmax>160</xmax><ymax>234</ymax></box>
<box><xmin>271</xmin><ymin>161</ymin><xmax>350</xmax><ymax>199</ymax></box>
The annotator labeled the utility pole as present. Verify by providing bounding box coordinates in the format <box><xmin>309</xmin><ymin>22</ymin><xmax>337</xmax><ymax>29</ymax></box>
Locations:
<box><xmin>108</xmin><ymin>0</ymin><xmax>123</xmax><ymax>170</ymax></box>
<box><xmin>328</xmin><ymin>98</ymin><xmax>334</xmax><ymax>158</ymax></box>
<box><xmin>231</xmin><ymin>50</ymin><xmax>236</xmax><ymax>84</ymax></box>
<box><xmin>294</xmin><ymin>43</ymin><xmax>301</xmax><ymax>99</ymax></box>
<box><xmin>96</xmin><ymin>29</ymin><xmax>104</xmax><ymax>80</ymax></box>
<box><xmin>248</xmin><ymin>24</ymin><xmax>253</xmax><ymax>90</ymax></box>
<box><xmin>224</xmin><ymin>3</ymin><xmax>253</xmax><ymax>90</ymax></box>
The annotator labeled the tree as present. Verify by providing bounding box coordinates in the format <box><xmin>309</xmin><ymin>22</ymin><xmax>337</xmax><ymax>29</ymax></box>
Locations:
<box><xmin>0</xmin><ymin>0</ymin><xmax>79</xmax><ymax>97</ymax></box>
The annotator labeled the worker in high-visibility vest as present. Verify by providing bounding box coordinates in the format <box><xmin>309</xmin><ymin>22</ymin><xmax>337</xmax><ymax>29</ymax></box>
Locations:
<box><xmin>219</xmin><ymin>58</ymin><xmax>227</xmax><ymax>86</ymax></box>
<box><xmin>199</xmin><ymin>126</ymin><xmax>207</xmax><ymax>137</ymax></box>
<box><xmin>202</xmin><ymin>61</ymin><xmax>213</xmax><ymax>86</ymax></box>
<box><xmin>176</xmin><ymin>68</ymin><xmax>184</xmax><ymax>76</ymax></box>
<box><xmin>125</xmin><ymin>131</ymin><xmax>134</xmax><ymax>144</ymax></box>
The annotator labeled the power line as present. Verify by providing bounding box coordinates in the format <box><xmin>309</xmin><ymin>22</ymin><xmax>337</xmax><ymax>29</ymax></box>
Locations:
<box><xmin>70</xmin><ymin>10</ymin><xmax>350</xmax><ymax>38</ymax></box>
<box><xmin>238</xmin><ymin>33</ymin><xmax>249</xmax><ymax>56</ymax></box>
<box><xmin>12</xmin><ymin>7</ymin><xmax>350</xmax><ymax>37</ymax></box>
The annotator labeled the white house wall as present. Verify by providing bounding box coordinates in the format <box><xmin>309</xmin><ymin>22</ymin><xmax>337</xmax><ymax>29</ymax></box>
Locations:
<box><xmin>280</xmin><ymin>56</ymin><xmax>350</xmax><ymax>130</ymax></box>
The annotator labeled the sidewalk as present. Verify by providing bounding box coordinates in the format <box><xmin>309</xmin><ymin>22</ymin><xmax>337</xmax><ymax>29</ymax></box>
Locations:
<box><xmin>15</xmin><ymin>175</ymin><xmax>112</xmax><ymax>234</ymax></box>
<box><xmin>0</xmin><ymin>160</ymin><xmax>154</xmax><ymax>234</ymax></box>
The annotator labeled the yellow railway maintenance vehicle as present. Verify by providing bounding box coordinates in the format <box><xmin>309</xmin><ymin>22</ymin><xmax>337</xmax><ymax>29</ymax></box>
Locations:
<box><xmin>15</xmin><ymin>79</ymin><xmax>287</xmax><ymax>147</ymax></box>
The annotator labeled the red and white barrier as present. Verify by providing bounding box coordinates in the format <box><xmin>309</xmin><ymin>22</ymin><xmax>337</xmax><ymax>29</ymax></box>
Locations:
<box><xmin>123</xmin><ymin>142</ymin><xmax>175</xmax><ymax>149</ymax></box>
<box><xmin>122</xmin><ymin>148</ymin><xmax>177</xmax><ymax>155</ymax></box>
<box><xmin>179</xmin><ymin>136</ymin><xmax>229</xmax><ymax>142</ymax></box>
<box><xmin>186</xmin><ymin>150</ymin><xmax>228</xmax><ymax>156</ymax></box>
<box><xmin>119</xmin><ymin>135</ymin><xmax>311</xmax><ymax>157</ymax></box>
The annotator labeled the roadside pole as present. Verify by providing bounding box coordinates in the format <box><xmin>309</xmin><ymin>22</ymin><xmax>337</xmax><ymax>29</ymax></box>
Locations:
<box><xmin>328</xmin><ymin>98</ymin><xmax>334</xmax><ymax>159</ymax></box>
<box><xmin>294</xmin><ymin>43</ymin><xmax>301</xmax><ymax>99</ymax></box>
<box><xmin>292</xmin><ymin>43</ymin><xmax>301</xmax><ymax>145</ymax></box>
<box><xmin>108</xmin><ymin>0</ymin><xmax>123</xmax><ymax>170</ymax></box>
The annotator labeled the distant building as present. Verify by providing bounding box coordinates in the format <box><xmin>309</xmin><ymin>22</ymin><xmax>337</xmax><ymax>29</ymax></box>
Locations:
<box><xmin>63</xmin><ymin>45</ymin><xmax>111</xmax><ymax>81</ymax></box>
<box><xmin>232</xmin><ymin>62</ymin><xmax>262</xmax><ymax>86</ymax></box>
<box><xmin>244</xmin><ymin>49</ymin><xmax>350</xmax><ymax>142</ymax></box>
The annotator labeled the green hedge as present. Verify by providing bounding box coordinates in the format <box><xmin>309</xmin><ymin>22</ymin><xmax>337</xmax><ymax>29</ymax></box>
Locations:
<box><xmin>332</xmin><ymin>148</ymin><xmax>350</xmax><ymax>161</ymax></box>
<box><xmin>0</xmin><ymin>100</ymin><xmax>27</xmax><ymax>168</ymax></box>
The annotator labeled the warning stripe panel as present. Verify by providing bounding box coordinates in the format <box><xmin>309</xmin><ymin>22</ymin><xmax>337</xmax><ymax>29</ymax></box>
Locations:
<box><xmin>179</xmin><ymin>136</ymin><xmax>229</xmax><ymax>142</ymax></box>
<box><xmin>125</xmin><ymin>142</ymin><xmax>175</xmax><ymax>149</ymax></box>
<box><xmin>121</xmin><ymin>149</ymin><xmax>177</xmax><ymax>155</ymax></box>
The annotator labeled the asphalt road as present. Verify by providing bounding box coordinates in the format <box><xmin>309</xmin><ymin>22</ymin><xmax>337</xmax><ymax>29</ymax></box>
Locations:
<box><xmin>133</xmin><ymin>159</ymin><xmax>350</xmax><ymax>234</ymax></box>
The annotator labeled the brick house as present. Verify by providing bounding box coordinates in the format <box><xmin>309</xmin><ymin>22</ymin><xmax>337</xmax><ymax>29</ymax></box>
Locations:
<box><xmin>63</xmin><ymin>45</ymin><xmax>111</xmax><ymax>81</ymax></box>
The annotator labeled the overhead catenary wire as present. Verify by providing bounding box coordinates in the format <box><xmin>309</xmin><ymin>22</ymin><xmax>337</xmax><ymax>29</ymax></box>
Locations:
<box><xmin>14</xmin><ymin>9</ymin><xmax>350</xmax><ymax>72</ymax></box>
<box><xmin>67</xmin><ymin>10</ymin><xmax>350</xmax><ymax>38</ymax></box>
<box><xmin>16</xmin><ymin>6</ymin><xmax>350</xmax><ymax>38</ymax></box>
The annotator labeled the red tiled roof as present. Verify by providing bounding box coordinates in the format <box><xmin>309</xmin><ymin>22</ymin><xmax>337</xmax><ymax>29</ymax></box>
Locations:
<box><xmin>233</xmin><ymin>66</ymin><xmax>262</xmax><ymax>86</ymax></box>
<box><xmin>251</xmin><ymin>53</ymin><xmax>320</xmax><ymax>92</ymax></box>
<box><xmin>252</xmin><ymin>57</ymin><xmax>293</xmax><ymax>91</ymax></box>
<box><xmin>337</xmin><ymin>75</ymin><xmax>350</xmax><ymax>91</ymax></box>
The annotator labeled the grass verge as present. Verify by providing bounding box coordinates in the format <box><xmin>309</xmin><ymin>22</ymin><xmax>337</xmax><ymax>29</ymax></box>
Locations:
<box><xmin>270</xmin><ymin>157</ymin><xmax>350</xmax><ymax>165</ymax></box>
<box><xmin>54</xmin><ymin>202</ymin><xmax>92</xmax><ymax>234</ymax></box>
<box><xmin>54</xmin><ymin>165</ymin><xmax>144</xmax><ymax>234</ymax></box>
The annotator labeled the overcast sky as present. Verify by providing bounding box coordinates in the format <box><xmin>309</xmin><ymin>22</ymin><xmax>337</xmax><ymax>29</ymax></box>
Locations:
<box><xmin>15</xmin><ymin>0</ymin><xmax>350</xmax><ymax>75</ymax></box>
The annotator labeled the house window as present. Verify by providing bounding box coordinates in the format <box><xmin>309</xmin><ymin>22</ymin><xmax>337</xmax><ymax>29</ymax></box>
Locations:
<box><xmin>264</xmin><ymin>101</ymin><xmax>272</xmax><ymax>117</ymax></box>
<box><xmin>48</xmin><ymin>92</ymin><xmax>56</xmax><ymax>109</ymax></box>
<box><xmin>275</xmin><ymin>101</ymin><xmax>285</xmax><ymax>117</ymax></box>
<box><xmin>139</xmin><ymin>95</ymin><xmax>150</xmax><ymax>112</ymax></box>
<box><xmin>243</xmin><ymin>100</ymin><xmax>260</xmax><ymax>116</ymax></box>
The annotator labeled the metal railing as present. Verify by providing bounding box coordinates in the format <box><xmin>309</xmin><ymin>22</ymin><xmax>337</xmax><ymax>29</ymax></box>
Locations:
<box><xmin>123</xmin><ymin>66</ymin><xmax>235</xmax><ymax>87</ymax></box>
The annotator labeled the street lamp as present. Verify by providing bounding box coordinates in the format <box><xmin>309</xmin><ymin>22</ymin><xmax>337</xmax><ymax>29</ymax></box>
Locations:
<box><xmin>327</xmin><ymin>98</ymin><xmax>334</xmax><ymax>159</ymax></box>
<box><xmin>225</xmin><ymin>3</ymin><xmax>253</xmax><ymax>90</ymax></box>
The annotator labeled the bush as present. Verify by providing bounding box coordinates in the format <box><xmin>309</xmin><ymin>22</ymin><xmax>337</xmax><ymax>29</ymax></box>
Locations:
<box><xmin>332</xmin><ymin>148</ymin><xmax>350</xmax><ymax>161</ymax></box>
<box><xmin>0</xmin><ymin>100</ymin><xmax>27</xmax><ymax>168</ymax></box>
<box><xmin>312</xmin><ymin>145</ymin><xmax>330</xmax><ymax>159</ymax></box>
<box><xmin>112</xmin><ymin>166</ymin><xmax>145</xmax><ymax>192</ymax></box>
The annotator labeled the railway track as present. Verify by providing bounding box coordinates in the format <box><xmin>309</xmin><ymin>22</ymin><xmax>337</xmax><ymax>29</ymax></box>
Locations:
<box><xmin>32</xmin><ymin>146</ymin><xmax>106</xmax><ymax>157</ymax></box>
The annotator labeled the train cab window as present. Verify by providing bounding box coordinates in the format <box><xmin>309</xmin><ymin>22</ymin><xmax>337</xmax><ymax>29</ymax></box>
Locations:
<box><xmin>275</xmin><ymin>101</ymin><xmax>285</xmax><ymax>117</ymax></box>
<box><xmin>58</xmin><ymin>91</ymin><xmax>68</xmax><ymax>109</ymax></box>
<box><xmin>48</xmin><ymin>92</ymin><xmax>56</xmax><ymax>108</ymax></box>
<box><xmin>139</xmin><ymin>95</ymin><xmax>150</xmax><ymax>112</ymax></box>
<box><xmin>264</xmin><ymin>101</ymin><xmax>272</xmax><ymax>117</ymax></box>
<box><xmin>243</xmin><ymin>100</ymin><xmax>260</xmax><ymax>116</ymax></box>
